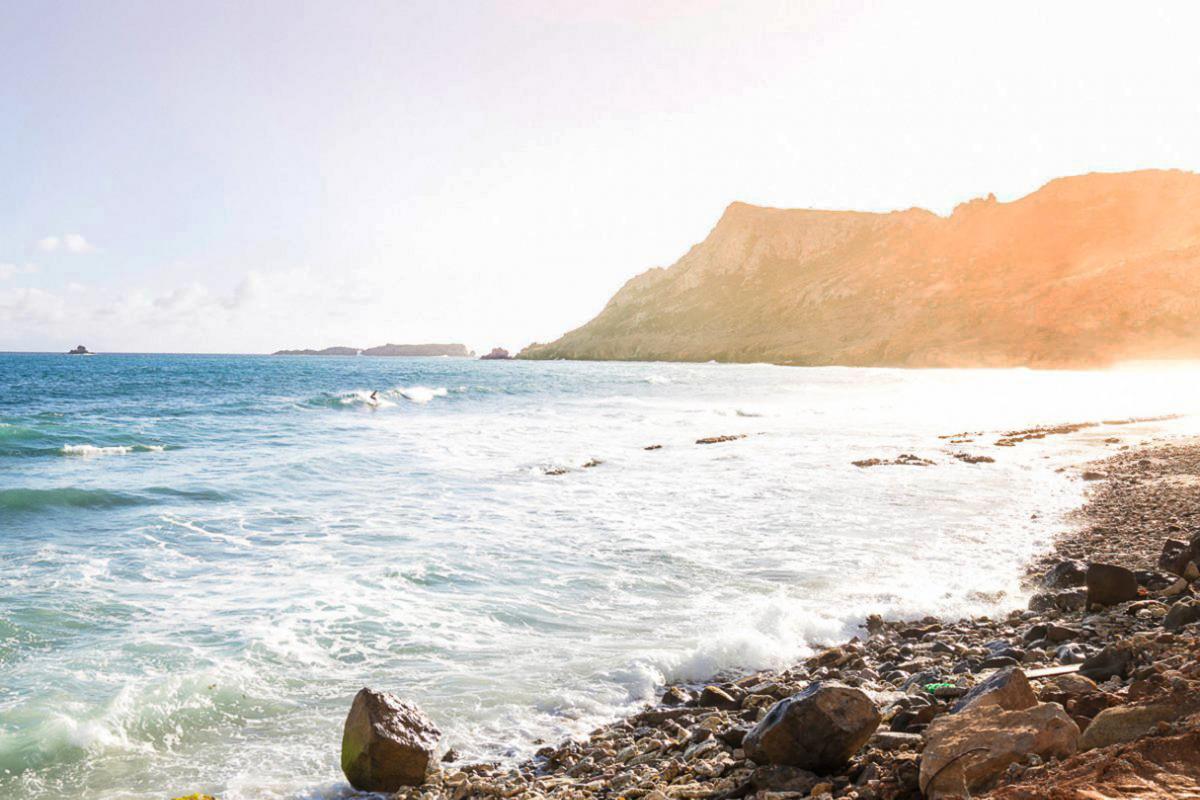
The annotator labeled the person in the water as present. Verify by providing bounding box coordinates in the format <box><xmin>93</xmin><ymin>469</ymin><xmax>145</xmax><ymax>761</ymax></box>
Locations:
<box><xmin>369</xmin><ymin>390</ymin><xmax>378</xmax><ymax>403</ymax></box>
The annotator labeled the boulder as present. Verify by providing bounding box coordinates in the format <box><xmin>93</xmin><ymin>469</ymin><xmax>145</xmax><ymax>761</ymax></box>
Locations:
<box><xmin>660</xmin><ymin>686</ymin><xmax>692</xmax><ymax>706</ymax></box>
<box><xmin>698</xmin><ymin>685</ymin><xmax>741</xmax><ymax>710</ymax></box>
<box><xmin>1164</xmin><ymin>598</ymin><xmax>1200</xmax><ymax>631</ymax></box>
<box><xmin>1158</xmin><ymin>539</ymin><xmax>1193</xmax><ymax>575</ymax></box>
<box><xmin>1079</xmin><ymin>703</ymin><xmax>1178</xmax><ymax>750</ymax></box>
<box><xmin>1079</xmin><ymin>643</ymin><xmax>1134</xmax><ymax>682</ymax></box>
<box><xmin>1043</xmin><ymin>559</ymin><xmax>1087</xmax><ymax>589</ymax></box>
<box><xmin>952</xmin><ymin>667</ymin><xmax>1037</xmax><ymax>714</ymax></box>
<box><xmin>920</xmin><ymin>702</ymin><xmax>1079</xmax><ymax>799</ymax></box>
<box><xmin>341</xmin><ymin>688</ymin><xmax>441</xmax><ymax>791</ymax></box>
<box><xmin>1086</xmin><ymin>563</ymin><xmax>1140</xmax><ymax>607</ymax></box>
<box><xmin>743</xmin><ymin>681</ymin><xmax>881</xmax><ymax>773</ymax></box>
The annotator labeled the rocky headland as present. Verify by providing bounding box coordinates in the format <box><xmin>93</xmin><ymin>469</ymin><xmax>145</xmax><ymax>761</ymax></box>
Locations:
<box><xmin>519</xmin><ymin>169</ymin><xmax>1200</xmax><ymax>368</ymax></box>
<box><xmin>334</xmin><ymin>435</ymin><xmax>1200</xmax><ymax>800</ymax></box>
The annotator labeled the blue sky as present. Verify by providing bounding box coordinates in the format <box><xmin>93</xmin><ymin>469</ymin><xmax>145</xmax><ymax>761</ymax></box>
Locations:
<box><xmin>3</xmin><ymin>1</ymin><xmax>1200</xmax><ymax>352</ymax></box>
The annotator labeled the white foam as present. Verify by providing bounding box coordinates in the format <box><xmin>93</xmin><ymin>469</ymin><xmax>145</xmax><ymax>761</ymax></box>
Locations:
<box><xmin>60</xmin><ymin>443</ymin><xmax>165</xmax><ymax>456</ymax></box>
<box><xmin>397</xmin><ymin>385</ymin><xmax>448</xmax><ymax>404</ymax></box>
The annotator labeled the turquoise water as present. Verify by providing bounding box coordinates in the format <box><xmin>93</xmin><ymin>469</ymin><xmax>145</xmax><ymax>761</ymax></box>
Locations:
<box><xmin>1</xmin><ymin>353</ymin><xmax>1196</xmax><ymax>799</ymax></box>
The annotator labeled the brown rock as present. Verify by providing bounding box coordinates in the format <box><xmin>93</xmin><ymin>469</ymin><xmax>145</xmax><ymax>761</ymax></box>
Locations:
<box><xmin>698</xmin><ymin>685</ymin><xmax>741</xmax><ymax>710</ymax></box>
<box><xmin>743</xmin><ymin>682</ymin><xmax>881</xmax><ymax>773</ymax></box>
<box><xmin>920</xmin><ymin>702</ymin><xmax>1079</xmax><ymax>799</ymax></box>
<box><xmin>1158</xmin><ymin>539</ymin><xmax>1194</xmax><ymax>576</ymax></box>
<box><xmin>341</xmin><ymin>688</ymin><xmax>441</xmax><ymax>791</ymax></box>
<box><xmin>1079</xmin><ymin>704</ymin><xmax>1179</xmax><ymax>750</ymax></box>
<box><xmin>1086</xmin><ymin>563</ymin><xmax>1140</xmax><ymax>607</ymax></box>
<box><xmin>952</xmin><ymin>667</ymin><xmax>1037</xmax><ymax>714</ymax></box>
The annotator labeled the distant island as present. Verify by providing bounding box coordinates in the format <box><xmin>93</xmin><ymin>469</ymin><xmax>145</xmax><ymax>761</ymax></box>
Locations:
<box><xmin>67</xmin><ymin>345</ymin><xmax>92</xmax><ymax>355</ymax></box>
<box><xmin>479</xmin><ymin>347</ymin><xmax>512</xmax><ymax>360</ymax></box>
<box><xmin>273</xmin><ymin>343</ymin><xmax>473</xmax><ymax>357</ymax></box>
<box><xmin>520</xmin><ymin>169</ymin><xmax>1200</xmax><ymax>369</ymax></box>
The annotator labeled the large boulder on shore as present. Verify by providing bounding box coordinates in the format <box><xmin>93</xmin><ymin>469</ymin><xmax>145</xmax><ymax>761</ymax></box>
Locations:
<box><xmin>920</xmin><ymin>702</ymin><xmax>1079</xmax><ymax>799</ymax></box>
<box><xmin>1086</xmin><ymin>563</ymin><xmax>1140</xmax><ymax>607</ymax></box>
<box><xmin>743</xmin><ymin>681</ymin><xmax>881</xmax><ymax>773</ymax></box>
<box><xmin>952</xmin><ymin>667</ymin><xmax>1037</xmax><ymax>714</ymax></box>
<box><xmin>1079</xmin><ymin>703</ymin><xmax>1179</xmax><ymax>750</ymax></box>
<box><xmin>341</xmin><ymin>688</ymin><xmax>441</xmax><ymax>791</ymax></box>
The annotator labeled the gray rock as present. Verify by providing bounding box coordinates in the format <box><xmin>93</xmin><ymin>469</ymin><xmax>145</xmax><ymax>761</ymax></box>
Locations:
<box><xmin>1158</xmin><ymin>539</ymin><xmax>1193</xmax><ymax>575</ymax></box>
<box><xmin>1163</xmin><ymin>598</ymin><xmax>1200</xmax><ymax>631</ymax></box>
<box><xmin>341</xmin><ymin>688</ymin><xmax>441</xmax><ymax>791</ymax></box>
<box><xmin>1043</xmin><ymin>559</ymin><xmax>1087</xmax><ymax>589</ymax></box>
<box><xmin>743</xmin><ymin>681</ymin><xmax>881</xmax><ymax>773</ymax></box>
<box><xmin>1079</xmin><ymin>644</ymin><xmax>1133</xmax><ymax>682</ymax></box>
<box><xmin>1086</xmin><ymin>563</ymin><xmax>1140</xmax><ymax>607</ymax></box>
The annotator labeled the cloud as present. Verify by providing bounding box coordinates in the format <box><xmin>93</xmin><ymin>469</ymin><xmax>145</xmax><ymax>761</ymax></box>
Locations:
<box><xmin>0</xmin><ymin>287</ymin><xmax>66</xmax><ymax>324</ymax></box>
<box><xmin>64</xmin><ymin>234</ymin><xmax>95</xmax><ymax>253</ymax></box>
<box><xmin>0</xmin><ymin>263</ymin><xmax>39</xmax><ymax>280</ymax></box>
<box><xmin>37</xmin><ymin>234</ymin><xmax>95</xmax><ymax>253</ymax></box>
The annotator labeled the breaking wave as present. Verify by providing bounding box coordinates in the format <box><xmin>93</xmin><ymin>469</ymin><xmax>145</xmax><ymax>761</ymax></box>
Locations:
<box><xmin>60</xmin><ymin>444</ymin><xmax>167</xmax><ymax>457</ymax></box>
<box><xmin>306</xmin><ymin>386</ymin><xmax>450</xmax><ymax>409</ymax></box>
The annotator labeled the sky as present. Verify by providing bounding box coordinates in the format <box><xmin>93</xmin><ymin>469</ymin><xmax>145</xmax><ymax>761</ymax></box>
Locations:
<box><xmin>2</xmin><ymin>0</ymin><xmax>1199</xmax><ymax>354</ymax></box>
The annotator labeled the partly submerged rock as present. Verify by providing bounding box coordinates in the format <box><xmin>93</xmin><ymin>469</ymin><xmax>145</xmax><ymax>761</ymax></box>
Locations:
<box><xmin>341</xmin><ymin>688</ymin><xmax>441</xmax><ymax>791</ymax></box>
<box><xmin>743</xmin><ymin>681</ymin><xmax>881</xmax><ymax>773</ymax></box>
<box><xmin>920</xmin><ymin>702</ymin><xmax>1079</xmax><ymax>799</ymax></box>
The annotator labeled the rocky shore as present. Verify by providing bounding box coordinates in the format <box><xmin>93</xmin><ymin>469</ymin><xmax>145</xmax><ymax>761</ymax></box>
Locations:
<box><xmin>334</xmin><ymin>437</ymin><xmax>1200</xmax><ymax>800</ymax></box>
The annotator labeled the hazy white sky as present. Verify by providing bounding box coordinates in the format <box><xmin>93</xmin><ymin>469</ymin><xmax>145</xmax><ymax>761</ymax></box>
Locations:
<box><xmin>2</xmin><ymin>0</ymin><xmax>1199</xmax><ymax>353</ymax></box>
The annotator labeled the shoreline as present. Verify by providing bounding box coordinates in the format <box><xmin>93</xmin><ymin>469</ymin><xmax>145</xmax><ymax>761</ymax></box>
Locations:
<box><xmin>375</xmin><ymin>432</ymin><xmax>1200</xmax><ymax>800</ymax></box>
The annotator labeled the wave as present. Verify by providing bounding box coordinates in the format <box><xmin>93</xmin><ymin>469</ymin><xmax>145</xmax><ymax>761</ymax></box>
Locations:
<box><xmin>305</xmin><ymin>386</ymin><xmax>450</xmax><ymax>409</ymax></box>
<box><xmin>60</xmin><ymin>444</ymin><xmax>167</xmax><ymax>456</ymax></box>
<box><xmin>0</xmin><ymin>487</ymin><xmax>145</xmax><ymax>512</ymax></box>
<box><xmin>397</xmin><ymin>385</ymin><xmax>448</xmax><ymax>404</ymax></box>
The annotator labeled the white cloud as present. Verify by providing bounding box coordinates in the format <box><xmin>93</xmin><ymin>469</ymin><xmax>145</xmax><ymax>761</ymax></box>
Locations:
<box><xmin>64</xmin><ymin>233</ymin><xmax>95</xmax><ymax>253</ymax></box>
<box><xmin>0</xmin><ymin>287</ymin><xmax>66</xmax><ymax>325</ymax></box>
<box><xmin>66</xmin><ymin>281</ymin><xmax>87</xmax><ymax>292</ymax></box>
<box><xmin>37</xmin><ymin>234</ymin><xmax>95</xmax><ymax>254</ymax></box>
<box><xmin>0</xmin><ymin>263</ymin><xmax>39</xmax><ymax>280</ymax></box>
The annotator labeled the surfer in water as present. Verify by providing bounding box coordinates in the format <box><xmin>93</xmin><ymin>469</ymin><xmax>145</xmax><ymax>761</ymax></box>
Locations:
<box><xmin>369</xmin><ymin>390</ymin><xmax>379</xmax><ymax>404</ymax></box>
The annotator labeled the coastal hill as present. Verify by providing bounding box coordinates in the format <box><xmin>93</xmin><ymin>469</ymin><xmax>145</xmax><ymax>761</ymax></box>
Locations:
<box><xmin>519</xmin><ymin>169</ymin><xmax>1200</xmax><ymax>368</ymax></box>
<box><xmin>272</xmin><ymin>343</ymin><xmax>473</xmax><ymax>357</ymax></box>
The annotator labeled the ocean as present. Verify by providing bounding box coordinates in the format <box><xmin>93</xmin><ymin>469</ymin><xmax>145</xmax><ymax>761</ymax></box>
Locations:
<box><xmin>1</xmin><ymin>353</ymin><xmax>1197</xmax><ymax>799</ymax></box>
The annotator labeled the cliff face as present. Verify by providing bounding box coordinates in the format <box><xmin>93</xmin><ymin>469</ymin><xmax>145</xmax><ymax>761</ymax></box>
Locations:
<box><xmin>520</xmin><ymin>170</ymin><xmax>1200</xmax><ymax>368</ymax></box>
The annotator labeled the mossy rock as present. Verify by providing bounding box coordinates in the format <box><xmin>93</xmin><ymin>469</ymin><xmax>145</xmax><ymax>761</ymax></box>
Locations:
<box><xmin>171</xmin><ymin>794</ymin><xmax>217</xmax><ymax>800</ymax></box>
